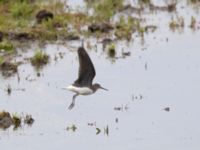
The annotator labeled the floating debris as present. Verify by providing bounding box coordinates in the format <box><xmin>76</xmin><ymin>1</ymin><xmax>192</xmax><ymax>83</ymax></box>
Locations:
<box><xmin>163</xmin><ymin>107</ymin><xmax>170</xmax><ymax>112</ymax></box>
<box><xmin>54</xmin><ymin>54</ymin><xmax>58</xmax><ymax>62</ymax></box>
<box><xmin>104</xmin><ymin>125</ymin><xmax>109</xmax><ymax>136</ymax></box>
<box><xmin>114</xmin><ymin>104</ymin><xmax>129</xmax><ymax>111</ymax></box>
<box><xmin>6</xmin><ymin>84</ymin><xmax>12</xmax><ymax>95</ymax></box>
<box><xmin>58</xmin><ymin>52</ymin><xmax>65</xmax><ymax>59</ymax></box>
<box><xmin>145</xmin><ymin>25</ymin><xmax>157</xmax><ymax>33</ymax></box>
<box><xmin>36</xmin><ymin>72</ymin><xmax>41</xmax><ymax>77</ymax></box>
<box><xmin>114</xmin><ymin>106</ymin><xmax>123</xmax><ymax>111</ymax></box>
<box><xmin>96</xmin><ymin>128</ymin><xmax>101</xmax><ymax>135</ymax></box>
<box><xmin>25</xmin><ymin>74</ymin><xmax>36</xmax><ymax>82</ymax></box>
<box><xmin>132</xmin><ymin>94</ymin><xmax>143</xmax><ymax>101</ymax></box>
<box><xmin>115</xmin><ymin>118</ymin><xmax>119</xmax><ymax>123</ymax></box>
<box><xmin>122</xmin><ymin>51</ymin><xmax>131</xmax><ymax>57</ymax></box>
<box><xmin>87</xmin><ymin>122</ymin><xmax>96</xmax><ymax>127</ymax></box>
<box><xmin>145</xmin><ymin>62</ymin><xmax>148</xmax><ymax>70</ymax></box>
<box><xmin>66</xmin><ymin>124</ymin><xmax>77</xmax><ymax>132</ymax></box>
<box><xmin>24</xmin><ymin>114</ymin><xmax>34</xmax><ymax>126</ymax></box>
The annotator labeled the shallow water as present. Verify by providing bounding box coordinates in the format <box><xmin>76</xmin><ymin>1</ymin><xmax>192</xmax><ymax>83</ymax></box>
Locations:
<box><xmin>1</xmin><ymin>1</ymin><xmax>200</xmax><ymax>150</ymax></box>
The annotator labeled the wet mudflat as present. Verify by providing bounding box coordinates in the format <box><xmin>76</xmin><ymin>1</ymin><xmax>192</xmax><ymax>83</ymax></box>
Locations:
<box><xmin>1</xmin><ymin>0</ymin><xmax>200</xmax><ymax>150</ymax></box>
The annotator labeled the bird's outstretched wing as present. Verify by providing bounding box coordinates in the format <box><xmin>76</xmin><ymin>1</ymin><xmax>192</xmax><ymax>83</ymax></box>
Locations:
<box><xmin>73</xmin><ymin>47</ymin><xmax>96</xmax><ymax>87</ymax></box>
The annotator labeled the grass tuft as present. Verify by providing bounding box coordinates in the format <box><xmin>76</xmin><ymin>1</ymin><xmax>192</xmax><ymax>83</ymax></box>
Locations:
<box><xmin>92</xmin><ymin>0</ymin><xmax>123</xmax><ymax>21</ymax></box>
<box><xmin>31</xmin><ymin>50</ymin><xmax>49</xmax><ymax>67</ymax></box>
<box><xmin>0</xmin><ymin>40</ymin><xmax>14</xmax><ymax>51</ymax></box>
<box><xmin>10</xmin><ymin>1</ymin><xmax>35</xmax><ymax>19</ymax></box>
<box><xmin>107</xmin><ymin>43</ymin><xmax>116</xmax><ymax>58</ymax></box>
<box><xmin>12</xmin><ymin>113</ymin><xmax>21</xmax><ymax>129</ymax></box>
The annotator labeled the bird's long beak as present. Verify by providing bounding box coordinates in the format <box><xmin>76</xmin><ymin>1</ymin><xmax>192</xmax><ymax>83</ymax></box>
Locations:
<box><xmin>100</xmin><ymin>86</ymin><xmax>108</xmax><ymax>91</ymax></box>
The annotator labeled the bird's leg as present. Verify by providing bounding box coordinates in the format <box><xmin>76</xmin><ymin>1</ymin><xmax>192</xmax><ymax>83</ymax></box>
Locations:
<box><xmin>68</xmin><ymin>93</ymin><xmax>78</xmax><ymax>110</ymax></box>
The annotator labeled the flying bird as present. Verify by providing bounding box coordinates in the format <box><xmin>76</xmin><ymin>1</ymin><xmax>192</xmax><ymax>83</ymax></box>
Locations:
<box><xmin>66</xmin><ymin>46</ymin><xmax>108</xmax><ymax>109</ymax></box>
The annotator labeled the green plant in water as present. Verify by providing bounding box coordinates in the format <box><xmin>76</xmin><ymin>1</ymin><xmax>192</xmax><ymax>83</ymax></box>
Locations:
<box><xmin>138</xmin><ymin>27</ymin><xmax>145</xmax><ymax>37</ymax></box>
<box><xmin>41</xmin><ymin>19</ymin><xmax>55</xmax><ymax>31</ymax></box>
<box><xmin>0</xmin><ymin>56</ymin><xmax>4</xmax><ymax>65</ymax></box>
<box><xmin>12</xmin><ymin>113</ymin><xmax>21</xmax><ymax>129</ymax></box>
<box><xmin>169</xmin><ymin>17</ymin><xmax>184</xmax><ymax>31</ymax></box>
<box><xmin>66</xmin><ymin>124</ymin><xmax>77</xmax><ymax>132</ymax></box>
<box><xmin>15</xmin><ymin>19</ymin><xmax>30</xmax><ymax>28</ymax></box>
<box><xmin>0</xmin><ymin>41</ymin><xmax>14</xmax><ymax>51</ymax></box>
<box><xmin>190</xmin><ymin>16</ymin><xmax>196</xmax><ymax>29</ymax></box>
<box><xmin>10</xmin><ymin>1</ymin><xmax>35</xmax><ymax>19</ymax></box>
<box><xmin>31</xmin><ymin>50</ymin><xmax>49</xmax><ymax>67</ymax></box>
<box><xmin>115</xmin><ymin>16</ymin><xmax>138</xmax><ymax>40</ymax></box>
<box><xmin>139</xmin><ymin>0</ymin><xmax>151</xmax><ymax>4</ymax></box>
<box><xmin>107</xmin><ymin>43</ymin><xmax>116</xmax><ymax>58</ymax></box>
<box><xmin>93</xmin><ymin>0</ymin><xmax>123</xmax><ymax>21</ymax></box>
<box><xmin>35</xmin><ymin>15</ymin><xmax>69</xmax><ymax>40</ymax></box>
<box><xmin>188</xmin><ymin>0</ymin><xmax>200</xmax><ymax>3</ymax></box>
<box><xmin>53</xmin><ymin>15</ymin><xmax>68</xmax><ymax>28</ymax></box>
<box><xmin>40</xmin><ymin>15</ymin><xmax>68</xmax><ymax>30</ymax></box>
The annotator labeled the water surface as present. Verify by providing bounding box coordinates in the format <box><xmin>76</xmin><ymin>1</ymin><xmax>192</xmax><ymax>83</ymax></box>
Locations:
<box><xmin>1</xmin><ymin>1</ymin><xmax>200</xmax><ymax>150</ymax></box>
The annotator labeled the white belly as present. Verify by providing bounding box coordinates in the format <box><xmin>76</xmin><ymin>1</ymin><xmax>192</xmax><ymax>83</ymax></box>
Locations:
<box><xmin>66</xmin><ymin>85</ymin><xmax>93</xmax><ymax>95</ymax></box>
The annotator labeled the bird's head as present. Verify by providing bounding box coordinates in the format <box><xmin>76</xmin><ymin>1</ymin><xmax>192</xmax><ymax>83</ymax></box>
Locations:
<box><xmin>92</xmin><ymin>83</ymin><xmax>108</xmax><ymax>92</ymax></box>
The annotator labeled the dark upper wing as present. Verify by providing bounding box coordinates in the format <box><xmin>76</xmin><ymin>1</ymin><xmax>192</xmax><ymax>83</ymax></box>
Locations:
<box><xmin>73</xmin><ymin>47</ymin><xmax>96</xmax><ymax>87</ymax></box>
